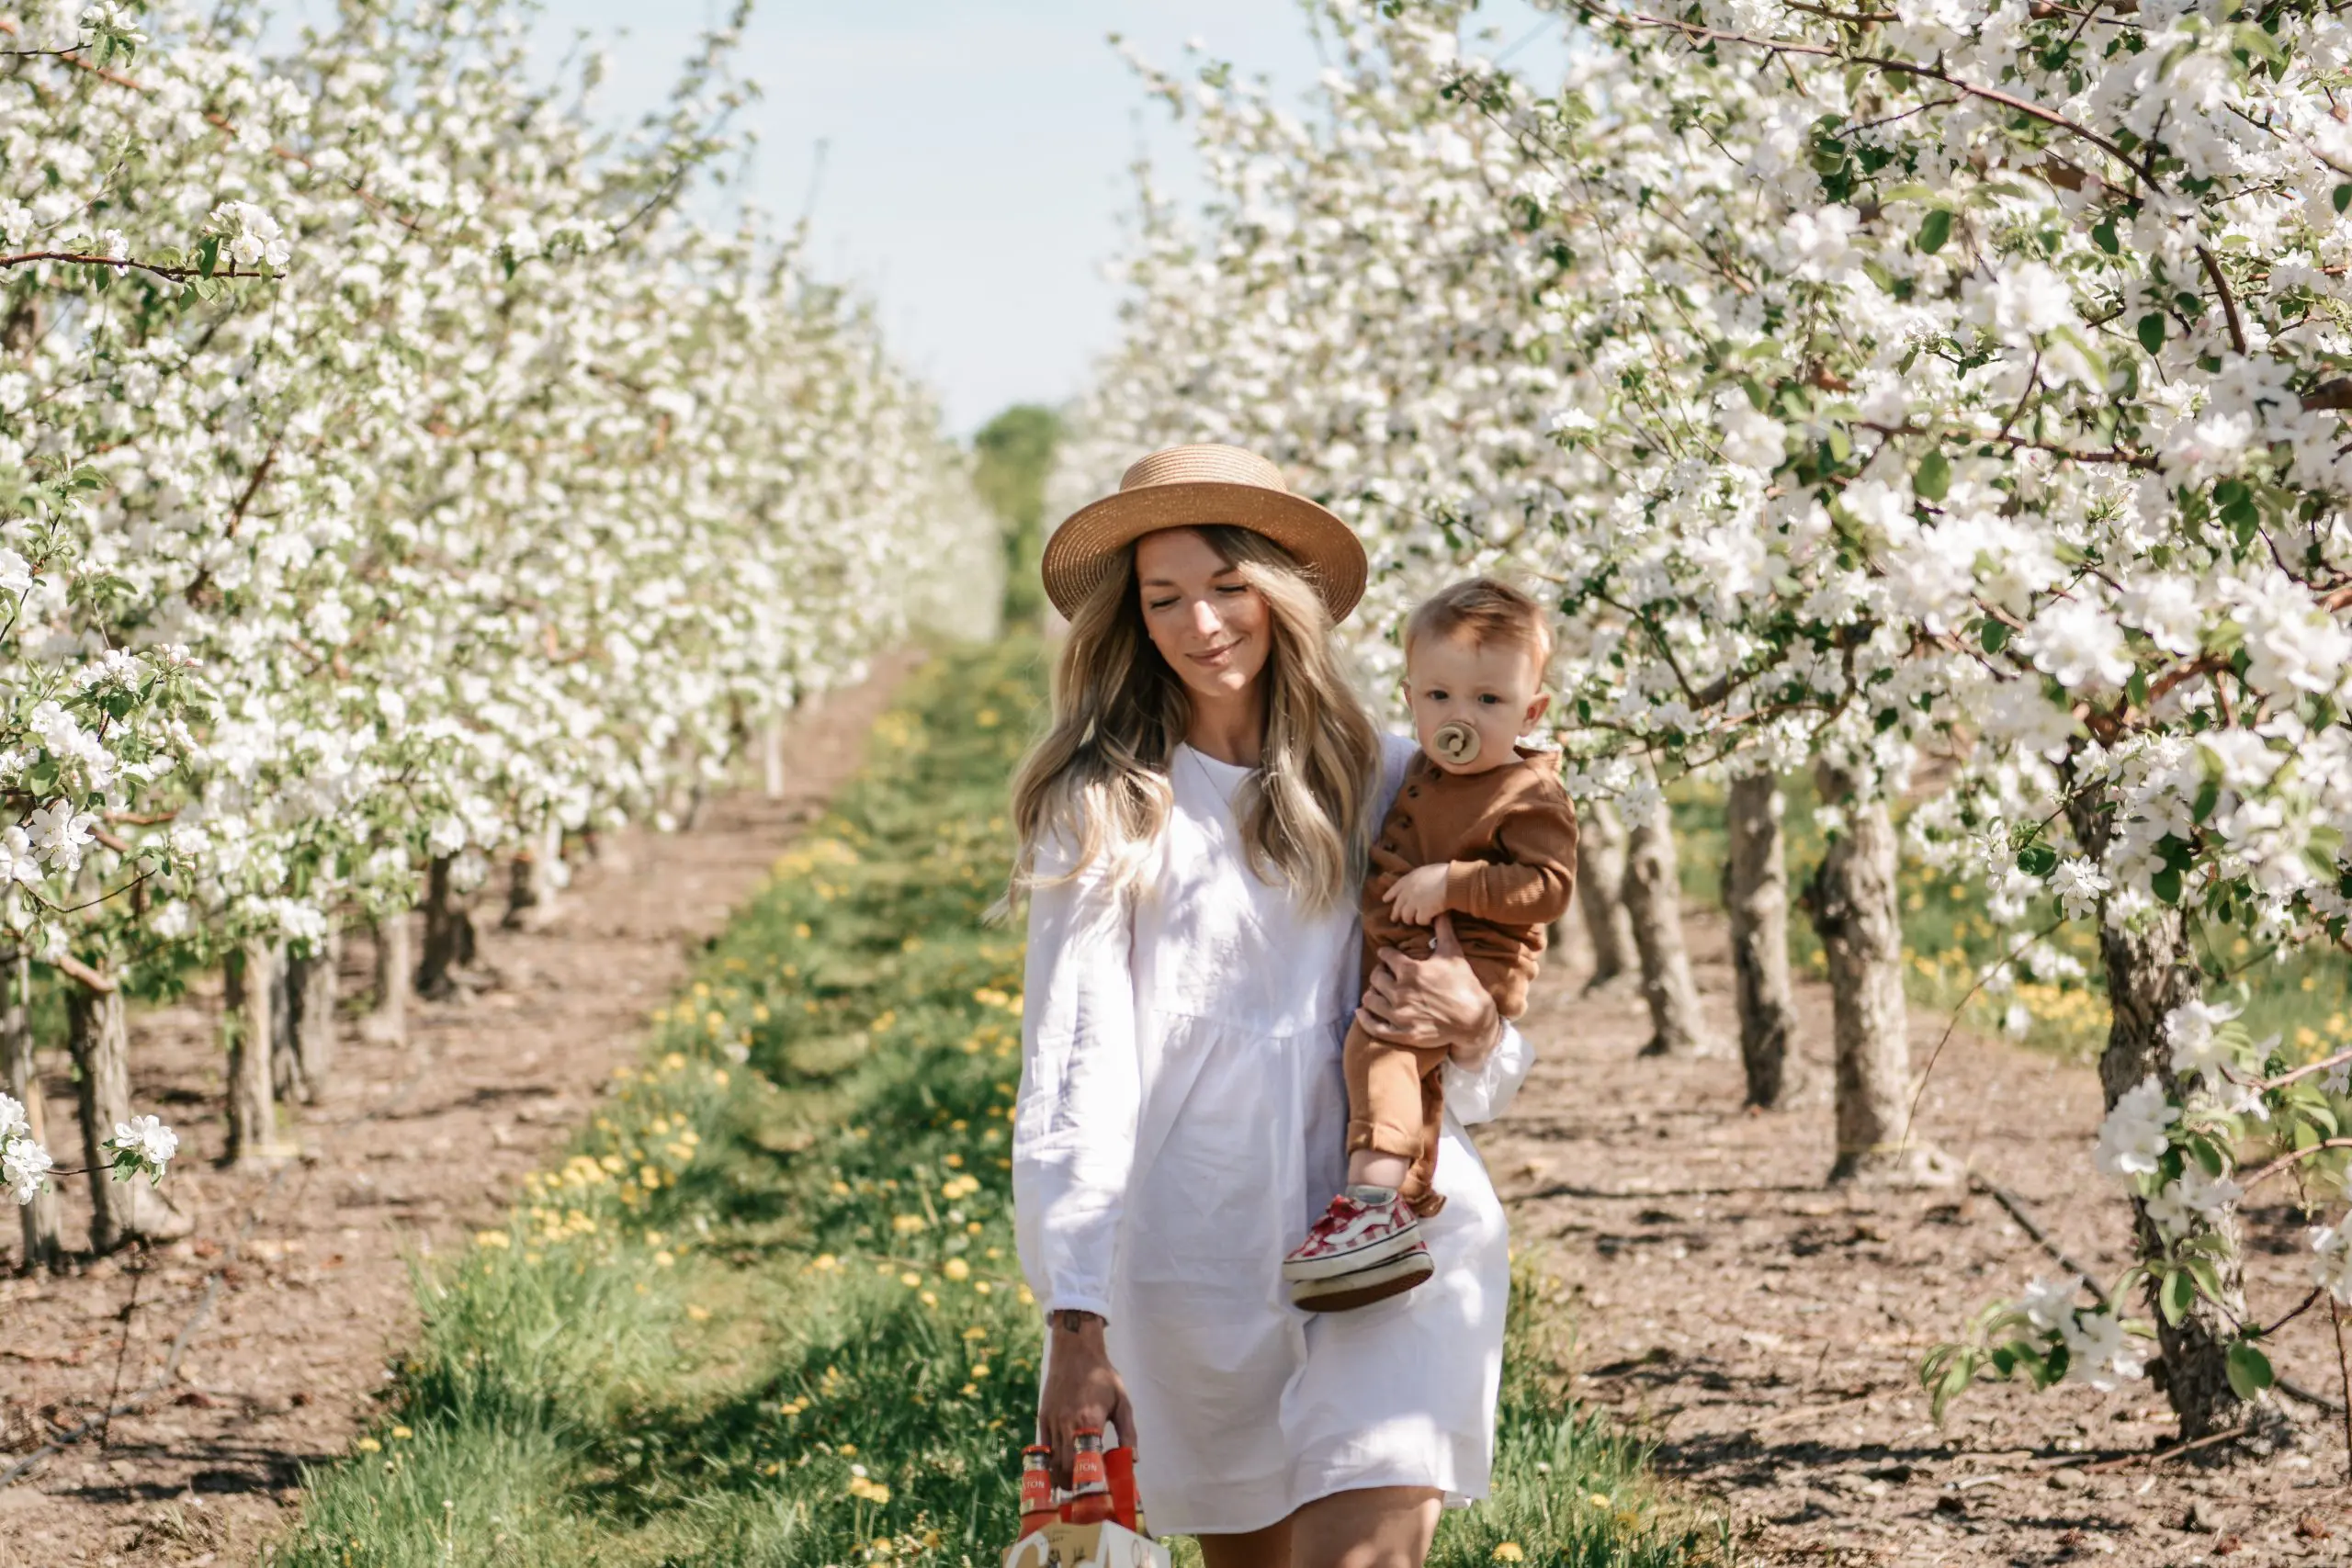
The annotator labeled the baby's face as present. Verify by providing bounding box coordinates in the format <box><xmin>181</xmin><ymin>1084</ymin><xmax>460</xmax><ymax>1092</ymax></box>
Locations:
<box><xmin>1404</xmin><ymin>631</ymin><xmax>1549</xmax><ymax>775</ymax></box>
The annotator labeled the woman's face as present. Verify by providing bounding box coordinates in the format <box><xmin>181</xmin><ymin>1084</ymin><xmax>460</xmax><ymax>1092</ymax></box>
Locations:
<box><xmin>1136</xmin><ymin>527</ymin><xmax>1272</xmax><ymax>705</ymax></box>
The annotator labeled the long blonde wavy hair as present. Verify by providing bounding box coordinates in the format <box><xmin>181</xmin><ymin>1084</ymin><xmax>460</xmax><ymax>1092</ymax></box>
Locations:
<box><xmin>1009</xmin><ymin>525</ymin><xmax>1383</xmax><ymax>912</ymax></box>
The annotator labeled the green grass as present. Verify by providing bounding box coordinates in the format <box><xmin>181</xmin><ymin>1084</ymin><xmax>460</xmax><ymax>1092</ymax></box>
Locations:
<box><xmin>1668</xmin><ymin>772</ymin><xmax>2352</xmax><ymax>1064</ymax></box>
<box><xmin>276</xmin><ymin>639</ymin><xmax>1721</xmax><ymax>1568</ymax></box>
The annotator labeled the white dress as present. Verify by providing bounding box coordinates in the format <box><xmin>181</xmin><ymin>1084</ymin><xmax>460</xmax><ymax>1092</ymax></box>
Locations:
<box><xmin>1014</xmin><ymin>735</ymin><xmax>1534</xmax><ymax>1537</ymax></box>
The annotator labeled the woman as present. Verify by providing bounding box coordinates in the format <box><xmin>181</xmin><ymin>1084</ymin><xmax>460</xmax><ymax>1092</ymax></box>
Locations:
<box><xmin>1012</xmin><ymin>445</ymin><xmax>1533</xmax><ymax>1568</ymax></box>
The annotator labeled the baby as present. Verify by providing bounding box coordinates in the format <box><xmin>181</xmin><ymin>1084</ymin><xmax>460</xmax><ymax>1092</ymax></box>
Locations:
<box><xmin>1283</xmin><ymin>578</ymin><xmax>1577</xmax><ymax>1311</ymax></box>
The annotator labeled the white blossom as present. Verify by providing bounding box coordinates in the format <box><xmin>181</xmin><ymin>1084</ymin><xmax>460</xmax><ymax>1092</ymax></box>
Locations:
<box><xmin>2093</xmin><ymin>1077</ymin><xmax>2177</xmax><ymax>1179</ymax></box>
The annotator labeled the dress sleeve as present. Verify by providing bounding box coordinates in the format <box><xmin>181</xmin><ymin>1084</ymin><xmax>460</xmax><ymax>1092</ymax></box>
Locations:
<box><xmin>1012</xmin><ymin>832</ymin><xmax>1138</xmax><ymax>1321</ymax></box>
<box><xmin>1442</xmin><ymin>1021</ymin><xmax>1533</xmax><ymax>1126</ymax></box>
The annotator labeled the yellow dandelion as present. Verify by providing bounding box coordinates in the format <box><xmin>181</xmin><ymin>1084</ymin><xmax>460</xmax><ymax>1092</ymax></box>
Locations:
<box><xmin>474</xmin><ymin>1230</ymin><xmax>511</xmax><ymax>1249</ymax></box>
<box><xmin>1491</xmin><ymin>1545</ymin><xmax>1524</xmax><ymax>1563</ymax></box>
<box><xmin>686</xmin><ymin>1304</ymin><xmax>712</xmax><ymax>1321</ymax></box>
<box><xmin>943</xmin><ymin>1258</ymin><xmax>970</xmax><ymax>1281</ymax></box>
<box><xmin>355</xmin><ymin>1438</ymin><xmax>381</xmax><ymax>1453</ymax></box>
<box><xmin>900</xmin><ymin>1271</ymin><xmax>922</xmax><ymax>1288</ymax></box>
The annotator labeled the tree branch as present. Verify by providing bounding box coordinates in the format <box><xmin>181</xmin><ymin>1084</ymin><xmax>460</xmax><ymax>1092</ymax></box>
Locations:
<box><xmin>1620</xmin><ymin>12</ymin><xmax>2154</xmax><ymax>185</ymax></box>
<box><xmin>0</xmin><ymin>251</ymin><xmax>280</xmax><ymax>286</ymax></box>
<box><xmin>2196</xmin><ymin>244</ymin><xmax>2248</xmax><ymax>355</ymax></box>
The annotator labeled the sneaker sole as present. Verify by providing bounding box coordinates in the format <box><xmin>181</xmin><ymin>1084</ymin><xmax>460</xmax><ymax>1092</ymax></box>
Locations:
<box><xmin>1289</xmin><ymin>1249</ymin><xmax>1434</xmax><ymax>1312</ymax></box>
<box><xmin>1283</xmin><ymin>1221</ymin><xmax>1424</xmax><ymax>1283</ymax></box>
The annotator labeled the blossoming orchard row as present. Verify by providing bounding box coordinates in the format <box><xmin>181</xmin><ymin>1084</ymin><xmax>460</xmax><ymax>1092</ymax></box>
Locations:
<box><xmin>1059</xmin><ymin>0</ymin><xmax>2352</xmax><ymax>1444</ymax></box>
<box><xmin>0</xmin><ymin>0</ymin><xmax>997</xmax><ymax>1293</ymax></box>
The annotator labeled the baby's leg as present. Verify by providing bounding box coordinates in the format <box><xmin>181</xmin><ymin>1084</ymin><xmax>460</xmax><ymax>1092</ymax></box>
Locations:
<box><xmin>1344</xmin><ymin>1017</ymin><xmax>1450</xmax><ymax>1193</ymax></box>
<box><xmin>1398</xmin><ymin>958</ymin><xmax>1532</xmax><ymax>1214</ymax></box>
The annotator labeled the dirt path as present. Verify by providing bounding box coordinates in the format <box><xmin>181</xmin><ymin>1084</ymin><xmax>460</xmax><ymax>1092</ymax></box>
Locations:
<box><xmin>0</xmin><ymin>658</ymin><xmax>911</xmax><ymax>1568</ymax></box>
<box><xmin>1492</xmin><ymin>904</ymin><xmax>2350</xmax><ymax>1565</ymax></box>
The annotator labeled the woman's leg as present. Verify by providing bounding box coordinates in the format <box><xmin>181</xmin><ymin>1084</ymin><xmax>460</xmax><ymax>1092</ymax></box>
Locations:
<box><xmin>1285</xmin><ymin>1485</ymin><xmax>1443</xmax><ymax>1568</ymax></box>
<box><xmin>1197</xmin><ymin>1517</ymin><xmax>1293</xmax><ymax>1568</ymax></box>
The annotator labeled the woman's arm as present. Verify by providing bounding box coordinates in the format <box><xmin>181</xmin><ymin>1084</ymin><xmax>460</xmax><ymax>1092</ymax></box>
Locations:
<box><xmin>1356</xmin><ymin>912</ymin><xmax>1504</xmax><ymax>1063</ymax></box>
<box><xmin>1357</xmin><ymin>912</ymin><xmax>1535</xmax><ymax>1123</ymax></box>
<box><xmin>1012</xmin><ymin>837</ymin><xmax>1141</xmax><ymax>1480</ymax></box>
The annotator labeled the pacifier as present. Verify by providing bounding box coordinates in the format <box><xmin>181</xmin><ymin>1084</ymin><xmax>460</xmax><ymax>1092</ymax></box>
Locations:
<box><xmin>1430</xmin><ymin>721</ymin><xmax>1481</xmax><ymax>766</ymax></box>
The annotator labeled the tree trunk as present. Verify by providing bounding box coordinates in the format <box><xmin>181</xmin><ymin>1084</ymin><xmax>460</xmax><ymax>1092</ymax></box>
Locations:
<box><xmin>1724</xmin><ymin>773</ymin><xmax>1802</xmax><ymax>1109</ymax></box>
<box><xmin>763</xmin><ymin>715</ymin><xmax>788</xmax><ymax>800</ymax></box>
<box><xmin>1620</xmin><ymin>790</ymin><xmax>1711</xmax><ymax>1056</ymax></box>
<box><xmin>2068</xmin><ymin>794</ymin><xmax>2250</xmax><ymax>1441</ymax></box>
<box><xmin>416</xmin><ymin>856</ymin><xmax>475</xmax><ymax>1000</ymax></box>
<box><xmin>1574</xmin><ymin>798</ymin><xmax>1638</xmax><ymax>990</ymax></box>
<box><xmin>67</xmin><ymin>981</ymin><xmax>189</xmax><ymax>1248</ymax></box>
<box><xmin>4</xmin><ymin>954</ymin><xmax>62</xmax><ymax>1269</ymax></box>
<box><xmin>1807</xmin><ymin>764</ymin><xmax>1951</xmax><ymax>1187</ymax></box>
<box><xmin>502</xmin><ymin>818</ymin><xmax>565</xmax><ymax>931</ymax></box>
<box><xmin>224</xmin><ymin>941</ymin><xmax>284</xmax><ymax>1167</ymax></box>
<box><xmin>284</xmin><ymin>926</ymin><xmax>339</xmax><ymax>1102</ymax></box>
<box><xmin>270</xmin><ymin>947</ymin><xmax>304</xmax><ymax>1104</ymax></box>
<box><xmin>361</xmin><ymin>913</ymin><xmax>411</xmax><ymax>1045</ymax></box>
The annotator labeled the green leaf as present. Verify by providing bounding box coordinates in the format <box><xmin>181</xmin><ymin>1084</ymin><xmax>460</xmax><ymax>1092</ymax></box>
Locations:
<box><xmin>1918</xmin><ymin>209</ymin><xmax>1954</xmax><ymax>254</ymax></box>
<box><xmin>1979</xmin><ymin>617</ymin><xmax>2011</xmax><ymax>654</ymax></box>
<box><xmin>2225</xmin><ymin>1340</ymin><xmax>2276</xmax><ymax>1399</ymax></box>
<box><xmin>2337</xmin><ymin>184</ymin><xmax>2352</xmax><ymax>216</ymax></box>
<box><xmin>2138</xmin><ymin>313</ymin><xmax>2165</xmax><ymax>355</ymax></box>
<box><xmin>2153</xmin><ymin>866</ymin><xmax>2183</xmax><ymax>905</ymax></box>
<box><xmin>2160</xmin><ymin>1269</ymin><xmax>2193</xmax><ymax>1326</ymax></box>
<box><xmin>2017</xmin><ymin>842</ymin><xmax>2059</xmax><ymax>877</ymax></box>
<box><xmin>1915</xmin><ymin>446</ymin><xmax>1951</xmax><ymax>502</ymax></box>
<box><xmin>2192</xmin><ymin>778</ymin><xmax>2220</xmax><ymax>823</ymax></box>
<box><xmin>2091</xmin><ymin>216</ymin><xmax>2120</xmax><ymax>255</ymax></box>
<box><xmin>2188</xmin><ymin>1134</ymin><xmax>2225</xmax><ymax>1179</ymax></box>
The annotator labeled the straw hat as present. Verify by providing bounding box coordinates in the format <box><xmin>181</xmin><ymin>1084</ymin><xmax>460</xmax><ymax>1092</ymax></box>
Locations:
<box><xmin>1041</xmin><ymin>444</ymin><xmax>1367</xmax><ymax>622</ymax></box>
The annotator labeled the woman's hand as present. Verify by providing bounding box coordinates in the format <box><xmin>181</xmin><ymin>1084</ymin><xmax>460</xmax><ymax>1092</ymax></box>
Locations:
<box><xmin>1037</xmin><ymin>1311</ymin><xmax>1136</xmax><ymax>1487</ymax></box>
<box><xmin>1358</xmin><ymin>913</ymin><xmax>1504</xmax><ymax>1068</ymax></box>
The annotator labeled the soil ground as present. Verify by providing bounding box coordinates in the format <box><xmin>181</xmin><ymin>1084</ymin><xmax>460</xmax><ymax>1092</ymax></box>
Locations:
<box><xmin>0</xmin><ymin>658</ymin><xmax>911</xmax><ymax>1568</ymax></box>
<box><xmin>1490</xmin><ymin>905</ymin><xmax>2351</xmax><ymax>1566</ymax></box>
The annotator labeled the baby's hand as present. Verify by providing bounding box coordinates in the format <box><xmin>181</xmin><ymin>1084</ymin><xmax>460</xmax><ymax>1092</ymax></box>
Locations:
<box><xmin>1384</xmin><ymin>863</ymin><xmax>1453</xmax><ymax>926</ymax></box>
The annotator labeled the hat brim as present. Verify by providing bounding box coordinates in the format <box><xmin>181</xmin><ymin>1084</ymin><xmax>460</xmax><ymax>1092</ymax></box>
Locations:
<box><xmin>1041</xmin><ymin>481</ymin><xmax>1367</xmax><ymax>624</ymax></box>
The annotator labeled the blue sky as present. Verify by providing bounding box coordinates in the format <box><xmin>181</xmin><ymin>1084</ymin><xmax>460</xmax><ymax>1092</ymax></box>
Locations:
<box><xmin>301</xmin><ymin>3</ymin><xmax>1571</xmax><ymax>434</ymax></box>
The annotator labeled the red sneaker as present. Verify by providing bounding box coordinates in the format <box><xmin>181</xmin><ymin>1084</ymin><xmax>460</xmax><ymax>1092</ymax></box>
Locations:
<box><xmin>1282</xmin><ymin>1190</ymin><xmax>1432</xmax><ymax>1310</ymax></box>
